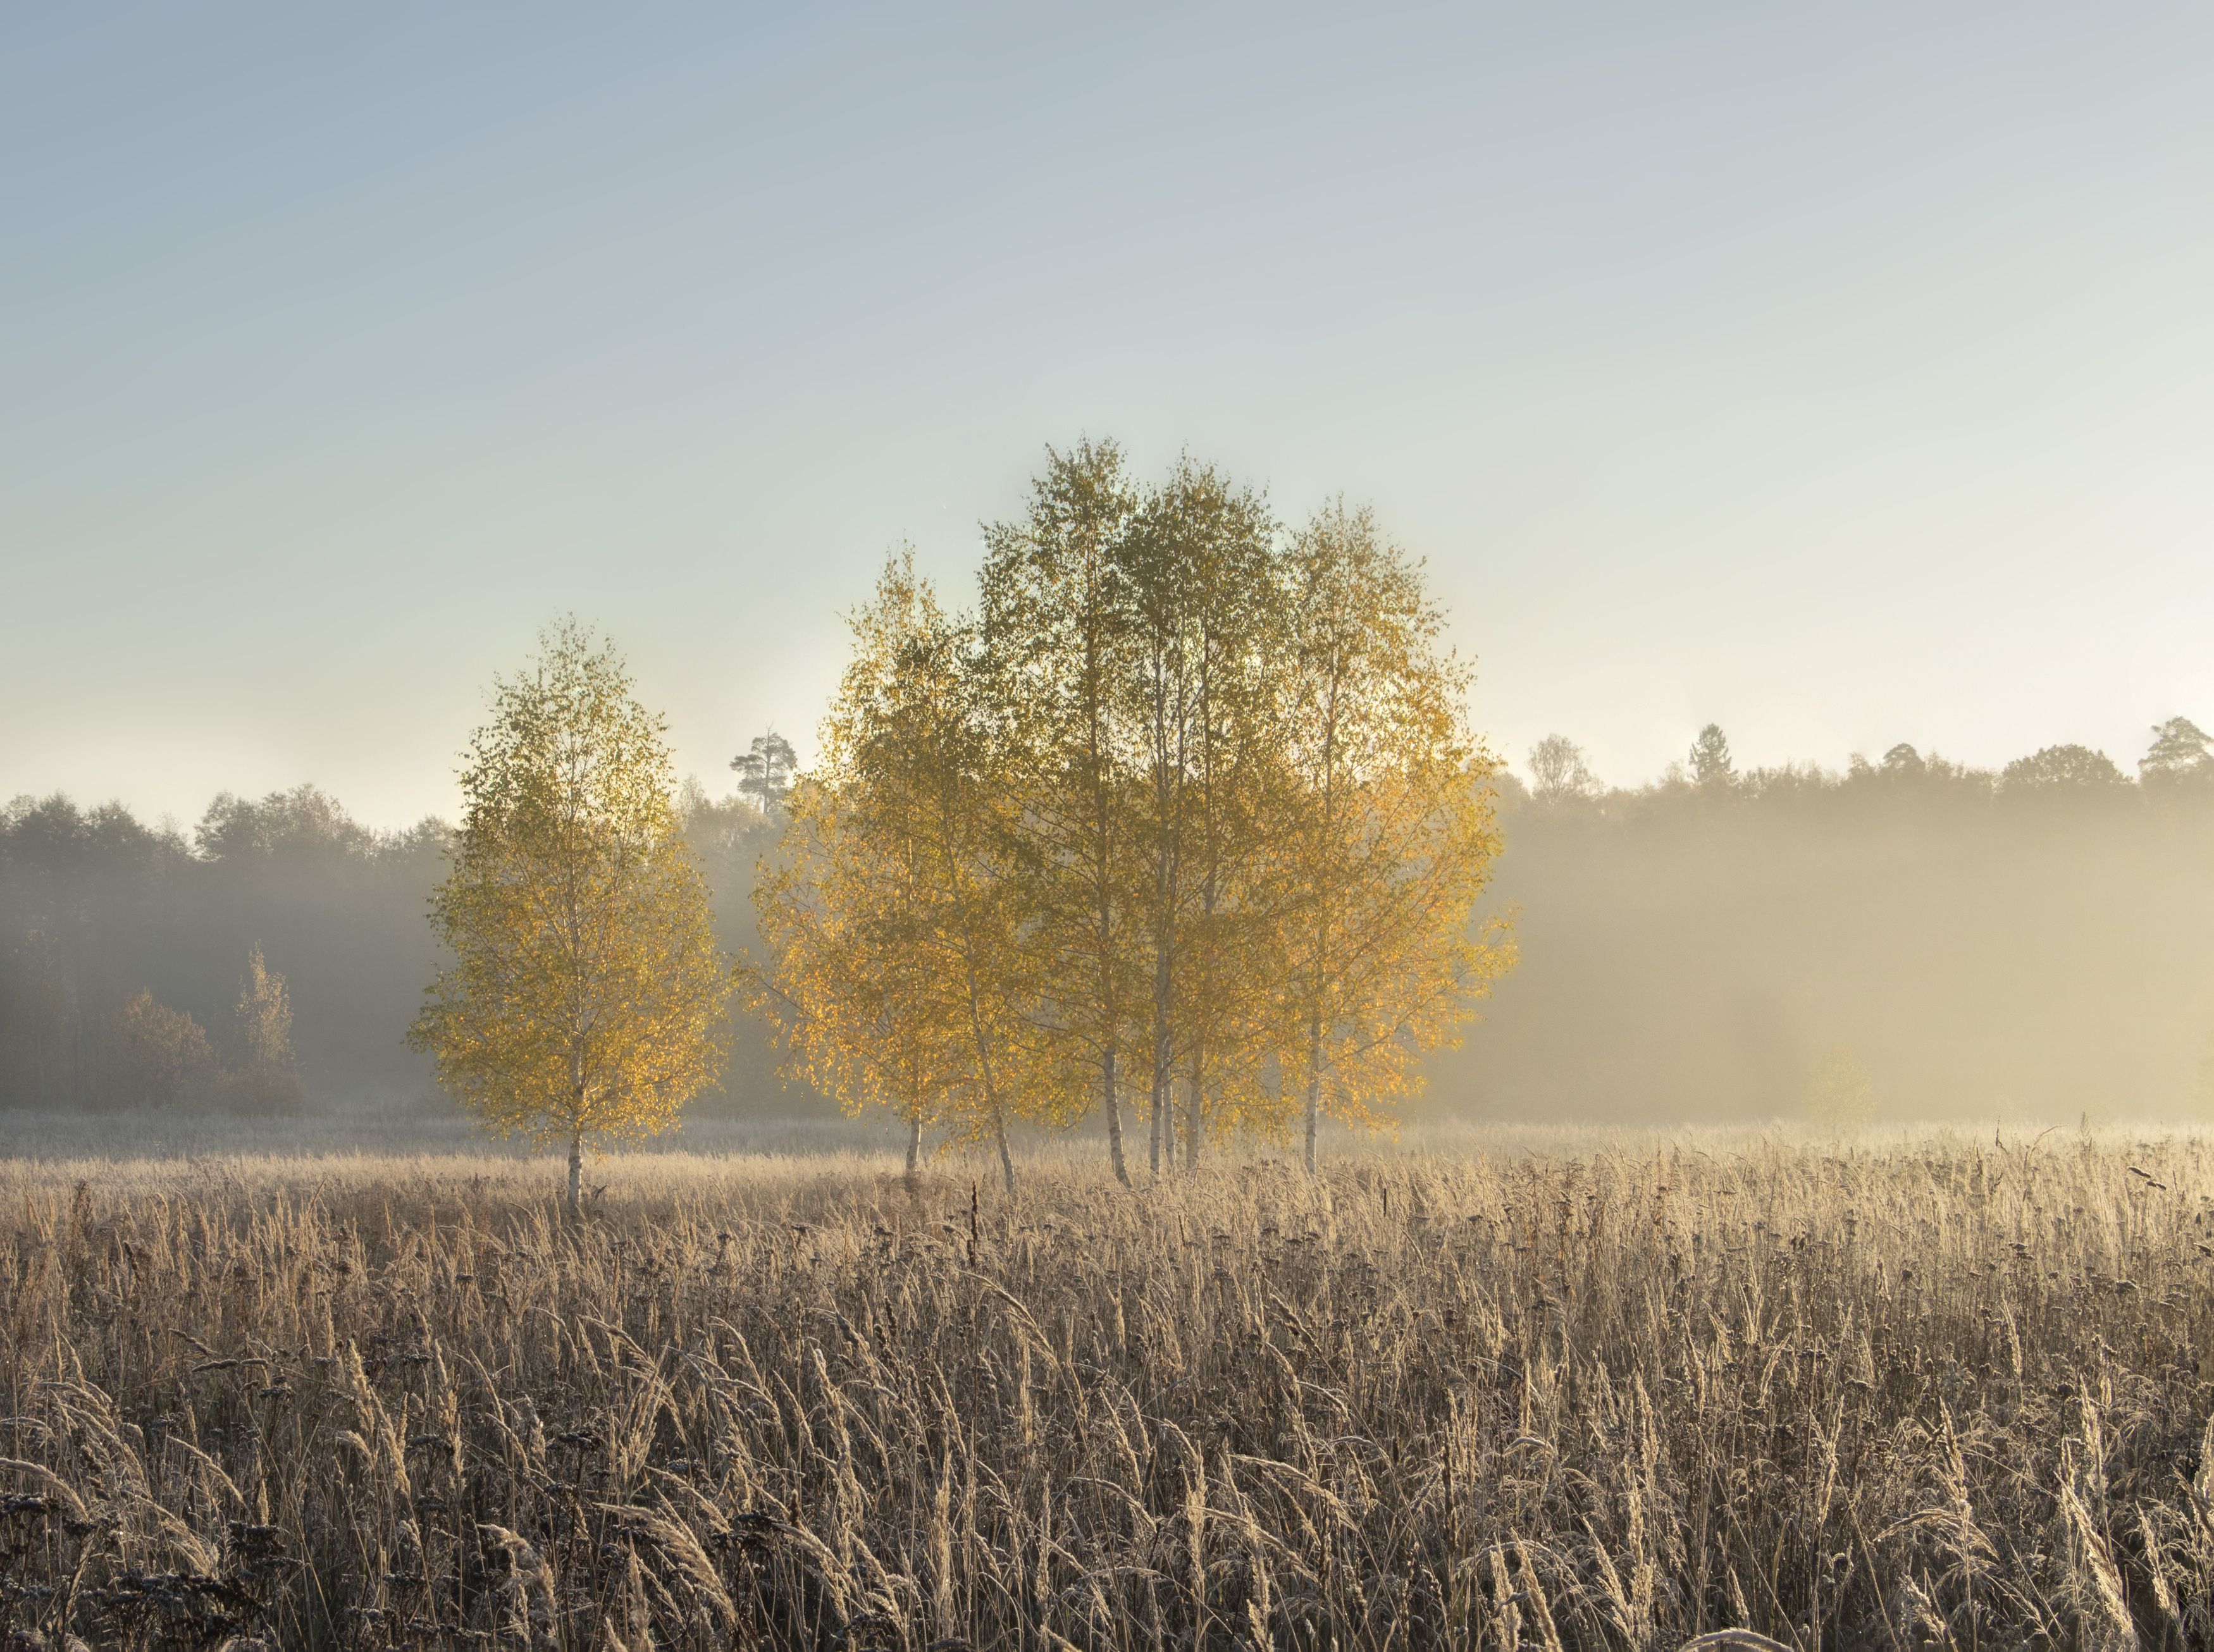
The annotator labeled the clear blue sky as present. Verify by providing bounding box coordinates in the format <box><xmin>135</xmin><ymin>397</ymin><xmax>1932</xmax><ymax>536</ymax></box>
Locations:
<box><xmin>7</xmin><ymin>6</ymin><xmax>2213</xmax><ymax>828</ymax></box>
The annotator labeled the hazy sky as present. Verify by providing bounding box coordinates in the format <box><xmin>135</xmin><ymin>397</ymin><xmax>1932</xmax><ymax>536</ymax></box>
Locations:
<box><xmin>7</xmin><ymin>6</ymin><xmax>2214</xmax><ymax>829</ymax></box>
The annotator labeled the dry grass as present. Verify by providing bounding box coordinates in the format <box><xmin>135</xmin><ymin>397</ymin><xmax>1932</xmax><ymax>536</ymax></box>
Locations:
<box><xmin>3</xmin><ymin>1131</ymin><xmax>2213</xmax><ymax>1648</ymax></box>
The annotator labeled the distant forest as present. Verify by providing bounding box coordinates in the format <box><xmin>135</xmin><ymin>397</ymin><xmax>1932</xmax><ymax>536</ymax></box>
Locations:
<box><xmin>0</xmin><ymin>782</ymin><xmax>783</xmax><ymax>1119</ymax></box>
<box><xmin>5</xmin><ymin>717</ymin><xmax>2212</xmax><ymax>1126</ymax></box>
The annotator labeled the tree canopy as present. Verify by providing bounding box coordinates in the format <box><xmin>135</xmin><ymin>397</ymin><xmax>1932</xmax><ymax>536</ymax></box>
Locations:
<box><xmin>9</xmin><ymin>693</ymin><xmax>2214</xmax><ymax>1133</ymax></box>
<box><xmin>731</xmin><ymin>731</ymin><xmax>798</xmax><ymax>813</ymax></box>
<box><xmin>1689</xmin><ymin>723</ymin><xmax>1735</xmax><ymax>786</ymax></box>
<box><xmin>2141</xmin><ymin>717</ymin><xmax>2214</xmax><ymax>787</ymax></box>
<box><xmin>2002</xmin><ymin>743</ymin><xmax>2128</xmax><ymax>792</ymax></box>
<box><xmin>755</xmin><ymin>448</ymin><xmax>1516</xmax><ymax>1178</ymax></box>
<box><xmin>1528</xmin><ymin>734</ymin><xmax>1602</xmax><ymax>803</ymax></box>
<box><xmin>409</xmin><ymin>622</ymin><xmax>731</xmax><ymax>1210</ymax></box>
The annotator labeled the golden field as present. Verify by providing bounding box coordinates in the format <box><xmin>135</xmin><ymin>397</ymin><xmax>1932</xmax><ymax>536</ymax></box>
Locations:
<box><xmin>2</xmin><ymin>1131</ymin><xmax>2211</xmax><ymax>1649</ymax></box>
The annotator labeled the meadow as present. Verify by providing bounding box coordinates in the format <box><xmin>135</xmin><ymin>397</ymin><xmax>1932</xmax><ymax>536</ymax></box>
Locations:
<box><xmin>2</xmin><ymin>1129</ymin><xmax>2211</xmax><ymax>1649</ymax></box>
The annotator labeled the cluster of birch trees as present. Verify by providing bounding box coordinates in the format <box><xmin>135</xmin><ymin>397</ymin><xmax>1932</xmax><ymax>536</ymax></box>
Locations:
<box><xmin>751</xmin><ymin>443</ymin><xmax>1512</xmax><ymax>1188</ymax></box>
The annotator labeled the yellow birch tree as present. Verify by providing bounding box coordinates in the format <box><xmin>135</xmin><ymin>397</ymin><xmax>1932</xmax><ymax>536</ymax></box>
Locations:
<box><xmin>754</xmin><ymin>555</ymin><xmax>1065</xmax><ymax>1194</ymax></box>
<box><xmin>980</xmin><ymin>443</ymin><xmax>1147</xmax><ymax>1185</ymax></box>
<box><xmin>750</xmin><ymin>558</ymin><xmax>963</xmax><ymax>1178</ymax></box>
<box><xmin>750</xmin><ymin>770</ymin><xmax>944</xmax><ymax>1175</ymax></box>
<box><xmin>409</xmin><ymin>622</ymin><xmax>730</xmax><ymax>1213</ymax></box>
<box><xmin>1277</xmin><ymin>502</ymin><xmax>1515</xmax><ymax>1172</ymax></box>
<box><xmin>1120</xmin><ymin>458</ymin><xmax>1284</xmax><ymax>1173</ymax></box>
<box><xmin>762</xmin><ymin>453</ymin><xmax>1515</xmax><ymax>1183</ymax></box>
<box><xmin>228</xmin><ymin>943</ymin><xmax>303</xmax><ymax>1115</ymax></box>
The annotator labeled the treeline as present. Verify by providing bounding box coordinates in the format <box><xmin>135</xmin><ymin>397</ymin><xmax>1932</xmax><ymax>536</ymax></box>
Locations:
<box><xmin>7</xmin><ymin>653</ymin><xmax>2212</xmax><ymax>1132</ymax></box>
<box><xmin>751</xmin><ymin>443</ymin><xmax>1510</xmax><ymax>1187</ymax></box>
<box><xmin>1440</xmin><ymin>718</ymin><xmax>2214</xmax><ymax>1125</ymax></box>
<box><xmin>0</xmin><ymin>784</ymin><xmax>784</xmax><ymax>1114</ymax></box>
<box><xmin>1527</xmin><ymin>717</ymin><xmax>2214</xmax><ymax>804</ymax></box>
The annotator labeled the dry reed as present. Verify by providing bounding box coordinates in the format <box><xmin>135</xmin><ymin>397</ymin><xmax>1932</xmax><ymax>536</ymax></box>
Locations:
<box><xmin>3</xmin><ymin>1132</ymin><xmax>2212</xmax><ymax>1649</ymax></box>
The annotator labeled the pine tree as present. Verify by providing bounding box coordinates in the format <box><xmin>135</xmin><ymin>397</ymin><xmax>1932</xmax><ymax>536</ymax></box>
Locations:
<box><xmin>1688</xmin><ymin>724</ymin><xmax>1735</xmax><ymax>786</ymax></box>
<box><xmin>731</xmin><ymin>732</ymin><xmax>798</xmax><ymax>813</ymax></box>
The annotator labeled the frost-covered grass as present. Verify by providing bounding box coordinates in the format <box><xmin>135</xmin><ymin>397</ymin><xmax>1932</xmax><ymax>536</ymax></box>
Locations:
<box><xmin>3</xmin><ymin>1130</ymin><xmax>2212</xmax><ymax>1647</ymax></box>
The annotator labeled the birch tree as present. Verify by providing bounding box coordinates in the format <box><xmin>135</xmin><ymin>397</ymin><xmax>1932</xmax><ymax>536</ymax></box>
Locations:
<box><xmin>764</xmin><ymin>452</ymin><xmax>1514</xmax><ymax>1183</ymax></box>
<box><xmin>409</xmin><ymin>622</ymin><xmax>731</xmax><ymax>1214</ymax></box>
<box><xmin>754</xmin><ymin>555</ymin><xmax>1062</xmax><ymax>1194</ymax></box>
<box><xmin>980</xmin><ymin>443</ymin><xmax>1146</xmax><ymax>1185</ymax></box>
<box><xmin>1278</xmin><ymin>503</ymin><xmax>1514</xmax><ymax>1173</ymax></box>
<box><xmin>1122</xmin><ymin>459</ymin><xmax>1283</xmax><ymax>1173</ymax></box>
<box><xmin>749</xmin><ymin>765</ymin><xmax>943</xmax><ymax>1176</ymax></box>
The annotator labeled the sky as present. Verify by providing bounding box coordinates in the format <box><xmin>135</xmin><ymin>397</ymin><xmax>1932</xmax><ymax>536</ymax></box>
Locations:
<box><xmin>6</xmin><ymin>6</ymin><xmax>2214</xmax><ymax>830</ymax></box>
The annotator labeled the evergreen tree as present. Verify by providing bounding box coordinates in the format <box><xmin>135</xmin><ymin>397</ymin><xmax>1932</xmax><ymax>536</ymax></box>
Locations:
<box><xmin>1688</xmin><ymin>724</ymin><xmax>1735</xmax><ymax>786</ymax></box>
<box><xmin>730</xmin><ymin>732</ymin><xmax>798</xmax><ymax>813</ymax></box>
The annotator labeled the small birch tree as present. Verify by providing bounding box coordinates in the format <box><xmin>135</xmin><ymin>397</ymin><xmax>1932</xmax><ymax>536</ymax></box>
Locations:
<box><xmin>409</xmin><ymin>622</ymin><xmax>730</xmax><ymax>1213</ymax></box>
<box><xmin>751</xmin><ymin>769</ymin><xmax>944</xmax><ymax>1176</ymax></box>
<box><xmin>755</xmin><ymin>556</ymin><xmax>1066</xmax><ymax>1195</ymax></box>
<box><xmin>752</xmin><ymin>559</ymin><xmax>969</xmax><ymax>1178</ymax></box>
<box><xmin>1121</xmin><ymin>459</ymin><xmax>1283</xmax><ymax>1173</ymax></box>
<box><xmin>1278</xmin><ymin>502</ymin><xmax>1515</xmax><ymax>1173</ymax></box>
<box><xmin>230</xmin><ymin>944</ymin><xmax>303</xmax><ymax>1114</ymax></box>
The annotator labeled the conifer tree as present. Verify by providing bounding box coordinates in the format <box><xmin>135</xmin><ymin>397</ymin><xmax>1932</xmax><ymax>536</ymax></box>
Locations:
<box><xmin>2141</xmin><ymin>717</ymin><xmax>2214</xmax><ymax>789</ymax></box>
<box><xmin>1688</xmin><ymin>724</ymin><xmax>1735</xmax><ymax>786</ymax></box>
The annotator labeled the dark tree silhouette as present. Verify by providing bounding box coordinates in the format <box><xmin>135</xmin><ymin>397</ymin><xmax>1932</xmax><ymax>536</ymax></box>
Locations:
<box><xmin>1688</xmin><ymin>723</ymin><xmax>1735</xmax><ymax>786</ymax></box>
<box><xmin>731</xmin><ymin>731</ymin><xmax>798</xmax><ymax>813</ymax></box>
<box><xmin>2141</xmin><ymin>717</ymin><xmax>2214</xmax><ymax>787</ymax></box>
<box><xmin>1528</xmin><ymin>734</ymin><xmax>1600</xmax><ymax>803</ymax></box>
<box><xmin>2001</xmin><ymin>744</ymin><xmax>2126</xmax><ymax>791</ymax></box>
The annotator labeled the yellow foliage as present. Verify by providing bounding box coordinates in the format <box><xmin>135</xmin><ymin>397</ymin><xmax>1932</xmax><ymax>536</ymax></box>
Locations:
<box><xmin>234</xmin><ymin>943</ymin><xmax>294</xmax><ymax>1074</ymax></box>
<box><xmin>1275</xmin><ymin>502</ymin><xmax>1516</xmax><ymax>1166</ymax></box>
<box><xmin>106</xmin><ymin>990</ymin><xmax>216</xmax><ymax>1107</ymax></box>
<box><xmin>751</xmin><ymin>558</ymin><xmax>1077</xmax><ymax>1192</ymax></box>
<box><xmin>759</xmin><ymin>454</ymin><xmax>1516</xmax><ymax>1181</ymax></box>
<box><xmin>409</xmin><ymin>622</ymin><xmax>729</xmax><ymax>1204</ymax></box>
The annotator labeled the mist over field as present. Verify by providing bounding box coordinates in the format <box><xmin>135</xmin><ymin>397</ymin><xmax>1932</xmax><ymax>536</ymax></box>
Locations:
<box><xmin>8</xmin><ymin>727</ymin><xmax>2211</xmax><ymax>1135</ymax></box>
<box><xmin>1454</xmin><ymin>748</ymin><xmax>2214</xmax><ymax>1125</ymax></box>
<box><xmin>13</xmin><ymin>9</ymin><xmax>2214</xmax><ymax>1649</ymax></box>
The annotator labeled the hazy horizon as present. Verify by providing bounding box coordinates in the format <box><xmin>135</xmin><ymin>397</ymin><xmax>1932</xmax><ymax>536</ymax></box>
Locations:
<box><xmin>0</xmin><ymin>708</ymin><xmax>2196</xmax><ymax>842</ymax></box>
<box><xmin>10</xmin><ymin>7</ymin><xmax>2214</xmax><ymax>829</ymax></box>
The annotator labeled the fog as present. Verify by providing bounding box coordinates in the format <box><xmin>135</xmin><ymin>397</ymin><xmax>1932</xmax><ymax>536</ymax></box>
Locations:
<box><xmin>0</xmin><ymin>783</ymin><xmax>788</xmax><ymax>1120</ymax></box>
<box><xmin>6</xmin><ymin>726</ymin><xmax>2212</xmax><ymax>1130</ymax></box>
<box><xmin>1435</xmin><ymin>736</ymin><xmax>2214</xmax><ymax>1126</ymax></box>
